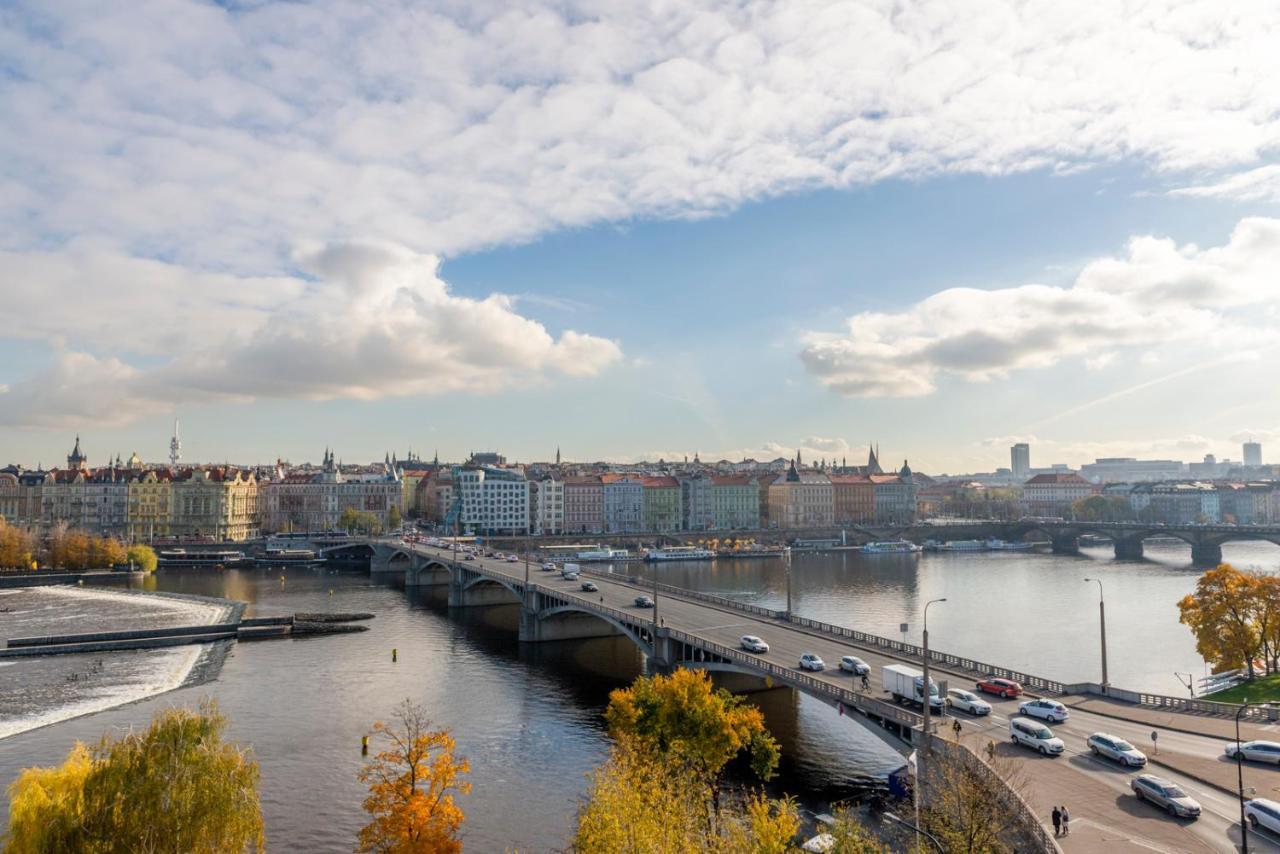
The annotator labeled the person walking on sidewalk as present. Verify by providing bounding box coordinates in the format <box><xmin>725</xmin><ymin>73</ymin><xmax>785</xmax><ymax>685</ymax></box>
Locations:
<box><xmin>1061</xmin><ymin>805</ymin><xmax>1070</xmax><ymax>835</ymax></box>
<box><xmin>1051</xmin><ymin>806</ymin><xmax>1062</xmax><ymax>837</ymax></box>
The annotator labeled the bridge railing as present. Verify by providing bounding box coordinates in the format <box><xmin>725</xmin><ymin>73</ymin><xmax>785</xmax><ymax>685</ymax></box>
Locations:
<box><xmin>578</xmin><ymin>566</ymin><xmax>787</xmax><ymax>620</ymax></box>
<box><xmin>665</xmin><ymin>629</ymin><xmax>921</xmax><ymax>729</ymax></box>
<box><xmin>1062</xmin><ymin>682</ymin><xmax>1275</xmax><ymax>721</ymax></box>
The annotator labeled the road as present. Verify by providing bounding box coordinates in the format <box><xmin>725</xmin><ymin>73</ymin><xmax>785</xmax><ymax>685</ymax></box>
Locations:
<box><xmin>410</xmin><ymin>542</ymin><xmax>1280</xmax><ymax>852</ymax></box>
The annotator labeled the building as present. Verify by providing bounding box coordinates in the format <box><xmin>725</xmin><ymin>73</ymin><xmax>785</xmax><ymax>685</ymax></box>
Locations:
<box><xmin>1244</xmin><ymin>442</ymin><xmax>1263</xmax><ymax>468</ymax></box>
<box><xmin>1022</xmin><ymin>472</ymin><xmax>1093</xmax><ymax>515</ymax></box>
<box><xmin>127</xmin><ymin>469</ymin><xmax>174</xmax><ymax>540</ymax></box>
<box><xmin>532</xmin><ymin>476</ymin><xmax>565</xmax><ymax>535</ymax></box>
<box><xmin>871</xmin><ymin>462</ymin><xmax>919</xmax><ymax>523</ymax></box>
<box><xmin>457</xmin><ymin>466</ymin><xmax>530</xmax><ymax>535</ymax></box>
<box><xmin>171</xmin><ymin>467</ymin><xmax>260</xmax><ymax>541</ymax></box>
<box><xmin>564</xmin><ymin>476</ymin><xmax>604</xmax><ymax>534</ymax></box>
<box><xmin>417</xmin><ymin>468</ymin><xmax>456</xmax><ymax>525</ymax></box>
<box><xmin>766</xmin><ymin>465</ymin><xmax>834</xmax><ymax>529</ymax></box>
<box><xmin>1011</xmin><ymin>443</ymin><xmax>1030</xmax><ymax>480</ymax></box>
<box><xmin>1130</xmin><ymin>481</ymin><xmax>1220</xmax><ymax>524</ymax></box>
<box><xmin>601</xmin><ymin>474</ymin><xmax>644</xmax><ymax>533</ymax></box>
<box><xmin>679</xmin><ymin>474</ymin><xmax>761</xmax><ymax>530</ymax></box>
<box><xmin>1079</xmin><ymin>458</ymin><xmax>1186</xmax><ymax>483</ymax></box>
<box><xmin>263</xmin><ymin>450</ymin><xmax>402</xmax><ymax>532</ymax></box>
<box><xmin>641</xmin><ymin>476</ymin><xmax>681</xmax><ymax>532</ymax></box>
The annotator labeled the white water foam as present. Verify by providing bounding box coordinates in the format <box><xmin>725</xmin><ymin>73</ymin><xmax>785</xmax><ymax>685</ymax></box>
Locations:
<box><xmin>33</xmin><ymin>585</ymin><xmax>230</xmax><ymax>625</ymax></box>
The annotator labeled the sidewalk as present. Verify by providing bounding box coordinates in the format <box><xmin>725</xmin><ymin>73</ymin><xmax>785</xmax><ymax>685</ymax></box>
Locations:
<box><xmin>1062</xmin><ymin>695</ymin><xmax>1280</xmax><ymax>742</ymax></box>
<box><xmin>1146</xmin><ymin>748</ymin><xmax>1280</xmax><ymax>801</ymax></box>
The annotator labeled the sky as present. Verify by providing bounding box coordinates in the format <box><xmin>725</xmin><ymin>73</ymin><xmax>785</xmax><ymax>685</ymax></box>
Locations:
<box><xmin>2</xmin><ymin>0</ymin><xmax>1280</xmax><ymax>474</ymax></box>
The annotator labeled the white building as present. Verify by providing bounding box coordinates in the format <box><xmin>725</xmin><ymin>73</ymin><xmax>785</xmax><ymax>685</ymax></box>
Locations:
<box><xmin>458</xmin><ymin>466</ymin><xmax>530</xmax><ymax>535</ymax></box>
<box><xmin>533</xmin><ymin>477</ymin><xmax>564</xmax><ymax>535</ymax></box>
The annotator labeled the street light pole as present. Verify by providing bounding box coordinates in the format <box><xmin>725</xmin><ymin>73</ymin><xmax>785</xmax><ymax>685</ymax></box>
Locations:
<box><xmin>1085</xmin><ymin>577</ymin><xmax>1109</xmax><ymax>690</ymax></box>
<box><xmin>1237</xmin><ymin>699</ymin><xmax>1250</xmax><ymax>854</ymax></box>
<box><xmin>884</xmin><ymin>811</ymin><xmax>945</xmax><ymax>854</ymax></box>
<box><xmin>785</xmin><ymin>547</ymin><xmax>793</xmax><ymax>620</ymax></box>
<box><xmin>921</xmin><ymin>598</ymin><xmax>947</xmax><ymax>747</ymax></box>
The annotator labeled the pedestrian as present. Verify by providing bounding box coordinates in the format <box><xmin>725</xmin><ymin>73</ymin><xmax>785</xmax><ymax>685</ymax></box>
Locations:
<box><xmin>861</xmin><ymin>674</ymin><xmax>870</xmax><ymax>691</ymax></box>
<box><xmin>1061</xmin><ymin>805</ymin><xmax>1070</xmax><ymax>835</ymax></box>
<box><xmin>1051</xmin><ymin>806</ymin><xmax>1062</xmax><ymax>837</ymax></box>
<box><xmin>952</xmin><ymin>718</ymin><xmax>962</xmax><ymax>739</ymax></box>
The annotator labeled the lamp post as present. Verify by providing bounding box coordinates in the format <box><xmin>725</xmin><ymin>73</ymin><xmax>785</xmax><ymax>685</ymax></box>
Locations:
<box><xmin>785</xmin><ymin>546</ymin><xmax>793</xmax><ymax>620</ymax></box>
<box><xmin>1237</xmin><ymin>699</ymin><xmax>1250</xmax><ymax>854</ymax></box>
<box><xmin>884</xmin><ymin>811</ymin><xmax>945</xmax><ymax>854</ymax></box>
<box><xmin>921</xmin><ymin>598</ymin><xmax>947</xmax><ymax>747</ymax></box>
<box><xmin>1084</xmin><ymin>577</ymin><xmax>1109</xmax><ymax>690</ymax></box>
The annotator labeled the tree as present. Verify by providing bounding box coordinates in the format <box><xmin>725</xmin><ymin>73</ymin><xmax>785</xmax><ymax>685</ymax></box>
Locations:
<box><xmin>126</xmin><ymin>543</ymin><xmax>159</xmax><ymax>572</ymax></box>
<box><xmin>825</xmin><ymin>806</ymin><xmax>893</xmax><ymax>853</ymax></box>
<box><xmin>4</xmin><ymin>701</ymin><xmax>263</xmax><ymax>853</ymax></box>
<box><xmin>604</xmin><ymin>668</ymin><xmax>779</xmax><ymax>825</ymax></box>
<box><xmin>387</xmin><ymin>505</ymin><xmax>403</xmax><ymax>531</ymax></box>
<box><xmin>1179</xmin><ymin>564</ymin><xmax>1263</xmax><ymax>679</ymax></box>
<box><xmin>357</xmin><ymin>699</ymin><xmax>470</xmax><ymax>854</ymax></box>
<box><xmin>921</xmin><ymin>748</ymin><xmax>1031</xmax><ymax>854</ymax></box>
<box><xmin>0</xmin><ymin>520</ymin><xmax>35</xmax><ymax>570</ymax></box>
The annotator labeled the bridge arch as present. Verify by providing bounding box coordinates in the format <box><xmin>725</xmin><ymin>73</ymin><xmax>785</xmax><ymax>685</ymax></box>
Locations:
<box><xmin>535</xmin><ymin>604</ymin><xmax>653</xmax><ymax>656</ymax></box>
<box><xmin>461</xmin><ymin>574</ymin><xmax>523</xmax><ymax>601</ymax></box>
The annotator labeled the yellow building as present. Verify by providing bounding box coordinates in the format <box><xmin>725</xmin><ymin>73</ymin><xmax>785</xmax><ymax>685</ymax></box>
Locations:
<box><xmin>766</xmin><ymin>465</ymin><xmax>834</xmax><ymax>529</ymax></box>
<box><xmin>171</xmin><ymin>467</ymin><xmax>259</xmax><ymax>541</ymax></box>
<box><xmin>128</xmin><ymin>469</ymin><xmax>174</xmax><ymax>541</ymax></box>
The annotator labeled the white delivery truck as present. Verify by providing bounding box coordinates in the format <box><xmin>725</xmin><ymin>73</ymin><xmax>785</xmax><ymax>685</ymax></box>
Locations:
<box><xmin>561</xmin><ymin>562</ymin><xmax>581</xmax><ymax>580</ymax></box>
<box><xmin>882</xmin><ymin>663</ymin><xmax>944</xmax><ymax>711</ymax></box>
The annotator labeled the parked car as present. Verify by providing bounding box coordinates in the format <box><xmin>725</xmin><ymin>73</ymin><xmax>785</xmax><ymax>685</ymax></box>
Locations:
<box><xmin>580</xmin><ymin>581</ymin><xmax>599</xmax><ymax>593</ymax></box>
<box><xmin>1019</xmin><ymin>698</ymin><xmax>1069</xmax><ymax>723</ymax></box>
<box><xmin>1245</xmin><ymin>798</ymin><xmax>1280</xmax><ymax>834</ymax></box>
<box><xmin>839</xmin><ymin>655</ymin><xmax>870</xmax><ymax>675</ymax></box>
<box><xmin>740</xmin><ymin>635</ymin><xmax>770</xmax><ymax>653</ymax></box>
<box><xmin>976</xmin><ymin>676</ymin><xmax>1023</xmax><ymax>698</ymax></box>
<box><xmin>1225</xmin><ymin>740</ymin><xmax>1280</xmax><ymax>764</ymax></box>
<box><xmin>799</xmin><ymin>653</ymin><xmax>826</xmax><ymax>671</ymax></box>
<box><xmin>1009</xmin><ymin>718</ymin><xmax>1064</xmax><ymax>756</ymax></box>
<box><xmin>1131</xmin><ymin>774</ymin><xmax>1201</xmax><ymax>819</ymax></box>
<box><xmin>1086</xmin><ymin>733</ymin><xmax>1147</xmax><ymax>767</ymax></box>
<box><xmin>946</xmin><ymin>688</ymin><xmax>992</xmax><ymax>716</ymax></box>
<box><xmin>634</xmin><ymin>595</ymin><xmax>654</xmax><ymax>608</ymax></box>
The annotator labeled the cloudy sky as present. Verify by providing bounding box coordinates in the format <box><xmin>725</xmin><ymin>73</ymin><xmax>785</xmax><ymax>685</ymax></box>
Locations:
<box><xmin>3</xmin><ymin>0</ymin><xmax>1279</xmax><ymax>473</ymax></box>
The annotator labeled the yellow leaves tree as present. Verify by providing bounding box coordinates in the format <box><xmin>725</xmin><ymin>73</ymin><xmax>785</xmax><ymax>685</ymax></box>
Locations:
<box><xmin>4</xmin><ymin>701</ymin><xmax>263</xmax><ymax>854</ymax></box>
<box><xmin>126</xmin><ymin>543</ymin><xmax>159</xmax><ymax>572</ymax></box>
<box><xmin>604</xmin><ymin>668</ymin><xmax>779</xmax><ymax>825</ymax></box>
<box><xmin>1178</xmin><ymin>564</ymin><xmax>1265</xmax><ymax>678</ymax></box>
<box><xmin>0</xmin><ymin>519</ymin><xmax>35</xmax><ymax>570</ymax></box>
<box><xmin>357</xmin><ymin>699</ymin><xmax>470</xmax><ymax>854</ymax></box>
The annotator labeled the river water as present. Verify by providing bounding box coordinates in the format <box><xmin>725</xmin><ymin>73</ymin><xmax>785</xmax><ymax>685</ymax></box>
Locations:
<box><xmin>2</xmin><ymin>540</ymin><xmax>1276</xmax><ymax>850</ymax></box>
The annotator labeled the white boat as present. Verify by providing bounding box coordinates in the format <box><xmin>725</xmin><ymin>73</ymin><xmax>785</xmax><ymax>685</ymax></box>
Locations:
<box><xmin>860</xmin><ymin>540</ymin><xmax>923</xmax><ymax>554</ymax></box>
<box><xmin>986</xmin><ymin>538</ymin><xmax>1034</xmax><ymax>551</ymax></box>
<box><xmin>256</xmin><ymin>548</ymin><xmax>322</xmax><ymax>566</ymax></box>
<box><xmin>938</xmin><ymin>539</ymin><xmax>986</xmax><ymax>551</ymax></box>
<box><xmin>644</xmin><ymin>547</ymin><xmax>715</xmax><ymax>562</ymax></box>
<box><xmin>576</xmin><ymin>548</ymin><xmax>630</xmax><ymax>562</ymax></box>
<box><xmin>158</xmin><ymin>548</ymin><xmax>249</xmax><ymax>567</ymax></box>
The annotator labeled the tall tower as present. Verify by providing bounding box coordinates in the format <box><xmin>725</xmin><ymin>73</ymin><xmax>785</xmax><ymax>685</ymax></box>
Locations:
<box><xmin>169</xmin><ymin>419</ymin><xmax>182</xmax><ymax>468</ymax></box>
<box><xmin>1011</xmin><ymin>442</ymin><xmax>1030</xmax><ymax>479</ymax></box>
<box><xmin>1244</xmin><ymin>441</ymin><xmax>1263</xmax><ymax>468</ymax></box>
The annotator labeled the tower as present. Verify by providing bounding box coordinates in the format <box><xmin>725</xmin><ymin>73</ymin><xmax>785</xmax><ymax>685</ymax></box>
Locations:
<box><xmin>169</xmin><ymin>419</ymin><xmax>182</xmax><ymax>468</ymax></box>
<box><xmin>1244</xmin><ymin>441</ymin><xmax>1263</xmax><ymax>468</ymax></box>
<box><xmin>555</xmin><ymin>446</ymin><xmax>561</xmax><ymax>465</ymax></box>
<box><xmin>67</xmin><ymin>435</ymin><xmax>87</xmax><ymax>470</ymax></box>
<box><xmin>1011</xmin><ymin>443</ymin><xmax>1030</xmax><ymax>479</ymax></box>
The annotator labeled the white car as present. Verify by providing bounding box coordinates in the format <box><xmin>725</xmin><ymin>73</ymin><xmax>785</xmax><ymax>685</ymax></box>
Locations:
<box><xmin>1245</xmin><ymin>798</ymin><xmax>1280</xmax><ymax>834</ymax></box>
<box><xmin>1019</xmin><ymin>698</ymin><xmax>1069</xmax><ymax>723</ymax></box>
<box><xmin>1010</xmin><ymin>718</ymin><xmax>1064</xmax><ymax>756</ymax></box>
<box><xmin>740</xmin><ymin>635</ymin><xmax>770</xmax><ymax>653</ymax></box>
<box><xmin>799</xmin><ymin>653</ymin><xmax>825</xmax><ymax>671</ymax></box>
<box><xmin>839</xmin><ymin>655</ymin><xmax>870</xmax><ymax>675</ymax></box>
<box><xmin>541</xmin><ymin>562</ymin><xmax>556</xmax><ymax>571</ymax></box>
<box><xmin>506</xmin><ymin>554</ymin><xmax>519</xmax><ymax>562</ymax></box>
<box><xmin>946</xmin><ymin>688</ymin><xmax>991</xmax><ymax>716</ymax></box>
<box><xmin>1087</xmin><ymin>733</ymin><xmax>1147</xmax><ymax>767</ymax></box>
<box><xmin>1225</xmin><ymin>740</ymin><xmax>1280</xmax><ymax>764</ymax></box>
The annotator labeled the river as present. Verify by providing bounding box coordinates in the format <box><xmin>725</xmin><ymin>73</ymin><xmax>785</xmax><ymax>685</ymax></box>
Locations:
<box><xmin>1</xmin><ymin>540</ymin><xmax>1276</xmax><ymax>850</ymax></box>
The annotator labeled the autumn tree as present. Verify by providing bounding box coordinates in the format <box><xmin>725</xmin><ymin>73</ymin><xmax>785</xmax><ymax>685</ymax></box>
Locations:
<box><xmin>0</xmin><ymin>519</ymin><xmax>35</xmax><ymax>570</ymax></box>
<box><xmin>920</xmin><ymin>744</ymin><xmax>1032</xmax><ymax>854</ymax></box>
<box><xmin>126</xmin><ymin>543</ymin><xmax>159</xmax><ymax>572</ymax></box>
<box><xmin>604</xmin><ymin>668</ymin><xmax>779</xmax><ymax>827</ymax></box>
<box><xmin>1179</xmin><ymin>564</ymin><xmax>1264</xmax><ymax>678</ymax></box>
<box><xmin>357</xmin><ymin>699</ymin><xmax>470</xmax><ymax>854</ymax></box>
<box><xmin>388</xmin><ymin>505</ymin><xmax>403</xmax><ymax>531</ymax></box>
<box><xmin>4</xmin><ymin>701</ymin><xmax>263</xmax><ymax>853</ymax></box>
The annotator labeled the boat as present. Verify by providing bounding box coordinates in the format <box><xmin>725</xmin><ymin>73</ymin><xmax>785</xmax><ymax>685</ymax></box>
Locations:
<box><xmin>644</xmin><ymin>547</ymin><xmax>715</xmax><ymax>562</ymax></box>
<box><xmin>986</xmin><ymin>538</ymin><xmax>1034</xmax><ymax>551</ymax></box>
<box><xmin>256</xmin><ymin>547</ymin><xmax>322</xmax><ymax>567</ymax></box>
<box><xmin>860</xmin><ymin>540</ymin><xmax>923</xmax><ymax>554</ymax></box>
<box><xmin>575</xmin><ymin>548</ymin><xmax>632</xmax><ymax>562</ymax></box>
<box><xmin>938</xmin><ymin>539</ymin><xmax>986</xmax><ymax>551</ymax></box>
<box><xmin>157</xmin><ymin>548</ymin><xmax>249</xmax><ymax>568</ymax></box>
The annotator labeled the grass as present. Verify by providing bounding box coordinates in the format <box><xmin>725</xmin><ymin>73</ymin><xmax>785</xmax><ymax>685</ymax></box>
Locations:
<box><xmin>1203</xmin><ymin>673</ymin><xmax>1280</xmax><ymax>704</ymax></box>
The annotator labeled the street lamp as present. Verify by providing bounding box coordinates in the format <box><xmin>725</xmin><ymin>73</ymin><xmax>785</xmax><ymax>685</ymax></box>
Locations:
<box><xmin>921</xmin><ymin>598</ymin><xmax>947</xmax><ymax>747</ymax></box>
<box><xmin>884</xmin><ymin>811</ymin><xmax>945</xmax><ymax>854</ymax></box>
<box><xmin>1237</xmin><ymin>698</ymin><xmax>1251</xmax><ymax>854</ymax></box>
<box><xmin>785</xmin><ymin>546</ymin><xmax>793</xmax><ymax>620</ymax></box>
<box><xmin>1084</xmin><ymin>577</ymin><xmax>1109</xmax><ymax>690</ymax></box>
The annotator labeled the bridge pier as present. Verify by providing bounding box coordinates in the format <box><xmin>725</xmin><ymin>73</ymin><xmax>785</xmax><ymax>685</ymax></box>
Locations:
<box><xmin>448</xmin><ymin>580</ymin><xmax>522</xmax><ymax>608</ymax></box>
<box><xmin>1051</xmin><ymin>534</ymin><xmax>1080</xmax><ymax>556</ymax></box>
<box><xmin>405</xmin><ymin>565</ymin><xmax>451</xmax><ymax>588</ymax></box>
<box><xmin>1191</xmin><ymin>542</ymin><xmax>1223</xmax><ymax>566</ymax></box>
<box><xmin>1114</xmin><ymin>537</ymin><xmax>1144</xmax><ymax>560</ymax></box>
<box><xmin>518</xmin><ymin>606</ymin><xmax>626</xmax><ymax>642</ymax></box>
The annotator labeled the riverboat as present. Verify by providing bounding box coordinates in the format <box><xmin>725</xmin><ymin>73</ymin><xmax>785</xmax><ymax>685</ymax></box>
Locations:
<box><xmin>644</xmin><ymin>547</ymin><xmax>715</xmax><ymax>562</ymax></box>
<box><xmin>256</xmin><ymin>548</ymin><xmax>323</xmax><ymax>567</ymax></box>
<box><xmin>157</xmin><ymin>548</ymin><xmax>250</xmax><ymax>568</ymax></box>
<box><xmin>938</xmin><ymin>539</ymin><xmax>986</xmax><ymax>551</ymax></box>
<box><xmin>985</xmin><ymin>539</ymin><xmax>1035</xmax><ymax>551</ymax></box>
<box><xmin>575</xmin><ymin>548</ymin><xmax>634</xmax><ymax>562</ymax></box>
<box><xmin>860</xmin><ymin>540</ymin><xmax>923</xmax><ymax>554</ymax></box>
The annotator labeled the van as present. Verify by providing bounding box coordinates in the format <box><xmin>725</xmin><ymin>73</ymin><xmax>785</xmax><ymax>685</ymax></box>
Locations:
<box><xmin>1009</xmin><ymin>717</ymin><xmax>1064</xmax><ymax>756</ymax></box>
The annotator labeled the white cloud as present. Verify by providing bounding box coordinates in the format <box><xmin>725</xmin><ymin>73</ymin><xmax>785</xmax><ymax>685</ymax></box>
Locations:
<box><xmin>801</xmin><ymin>217</ymin><xmax>1280</xmax><ymax>397</ymax></box>
<box><xmin>1172</xmin><ymin>165</ymin><xmax>1280</xmax><ymax>204</ymax></box>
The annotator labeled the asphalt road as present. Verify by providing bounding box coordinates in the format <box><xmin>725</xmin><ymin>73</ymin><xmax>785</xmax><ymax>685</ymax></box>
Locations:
<box><xmin>409</xmin><ymin>542</ymin><xmax>1280</xmax><ymax>852</ymax></box>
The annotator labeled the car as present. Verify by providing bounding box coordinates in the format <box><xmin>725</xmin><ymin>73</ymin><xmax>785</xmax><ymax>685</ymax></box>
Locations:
<box><xmin>506</xmin><ymin>554</ymin><xmax>519</xmax><ymax>563</ymax></box>
<box><xmin>1019</xmin><ymin>698</ymin><xmax>1069</xmax><ymax>723</ymax></box>
<box><xmin>1245</xmin><ymin>798</ymin><xmax>1280</xmax><ymax>834</ymax></box>
<box><xmin>580</xmin><ymin>581</ymin><xmax>599</xmax><ymax>592</ymax></box>
<box><xmin>1131</xmin><ymin>774</ymin><xmax>1201</xmax><ymax>819</ymax></box>
<box><xmin>1225</xmin><ymin>740</ymin><xmax>1280</xmax><ymax>764</ymax></box>
<box><xmin>1009</xmin><ymin>718</ymin><xmax>1064</xmax><ymax>756</ymax></box>
<box><xmin>1086</xmin><ymin>733</ymin><xmax>1147</xmax><ymax>767</ymax></box>
<box><xmin>946</xmin><ymin>688</ymin><xmax>992</xmax><ymax>716</ymax></box>
<box><xmin>799</xmin><ymin>653</ymin><xmax>825</xmax><ymax>671</ymax></box>
<box><xmin>541</xmin><ymin>562</ymin><xmax>556</xmax><ymax>571</ymax></box>
<box><xmin>463</xmin><ymin>553</ymin><xmax>475</xmax><ymax>561</ymax></box>
<box><xmin>634</xmin><ymin>595</ymin><xmax>654</xmax><ymax>608</ymax></box>
<box><xmin>976</xmin><ymin>676</ymin><xmax>1023</xmax><ymax>698</ymax></box>
<box><xmin>740</xmin><ymin>635</ymin><xmax>770</xmax><ymax>653</ymax></box>
<box><xmin>839</xmin><ymin>655</ymin><xmax>870</xmax><ymax>675</ymax></box>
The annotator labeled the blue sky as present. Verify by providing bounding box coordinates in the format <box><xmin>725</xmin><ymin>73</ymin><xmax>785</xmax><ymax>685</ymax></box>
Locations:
<box><xmin>2</xmin><ymin>2</ymin><xmax>1280</xmax><ymax>472</ymax></box>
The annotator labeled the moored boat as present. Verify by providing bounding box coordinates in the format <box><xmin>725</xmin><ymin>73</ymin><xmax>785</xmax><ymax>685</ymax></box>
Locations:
<box><xmin>860</xmin><ymin>540</ymin><xmax>922</xmax><ymax>554</ymax></box>
<box><xmin>644</xmin><ymin>547</ymin><xmax>715</xmax><ymax>562</ymax></box>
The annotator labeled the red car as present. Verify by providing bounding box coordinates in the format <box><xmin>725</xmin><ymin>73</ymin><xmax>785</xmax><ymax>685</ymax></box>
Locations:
<box><xmin>976</xmin><ymin>676</ymin><xmax>1023</xmax><ymax>698</ymax></box>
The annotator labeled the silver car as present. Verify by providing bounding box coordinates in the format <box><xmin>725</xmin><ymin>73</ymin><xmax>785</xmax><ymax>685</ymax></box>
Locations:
<box><xmin>839</xmin><ymin>655</ymin><xmax>869</xmax><ymax>675</ymax></box>
<box><xmin>1225</xmin><ymin>740</ymin><xmax>1280</xmax><ymax>765</ymax></box>
<box><xmin>946</xmin><ymin>688</ymin><xmax>992</xmax><ymax>716</ymax></box>
<box><xmin>1087</xmin><ymin>732</ymin><xmax>1147</xmax><ymax>767</ymax></box>
<box><xmin>1131</xmin><ymin>774</ymin><xmax>1201</xmax><ymax>819</ymax></box>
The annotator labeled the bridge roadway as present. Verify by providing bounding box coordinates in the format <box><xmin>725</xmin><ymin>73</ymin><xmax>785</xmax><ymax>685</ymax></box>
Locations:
<box><xmin>402</xmin><ymin>542</ymin><xmax>1280</xmax><ymax>853</ymax></box>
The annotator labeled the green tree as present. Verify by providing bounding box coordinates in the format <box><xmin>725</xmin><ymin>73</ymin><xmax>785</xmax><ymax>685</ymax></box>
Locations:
<box><xmin>126</xmin><ymin>543</ymin><xmax>159</xmax><ymax>572</ymax></box>
<box><xmin>4</xmin><ymin>701</ymin><xmax>262</xmax><ymax>853</ymax></box>
<box><xmin>605</xmin><ymin>668</ymin><xmax>779</xmax><ymax>826</ymax></box>
<box><xmin>387</xmin><ymin>505</ymin><xmax>403</xmax><ymax>531</ymax></box>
